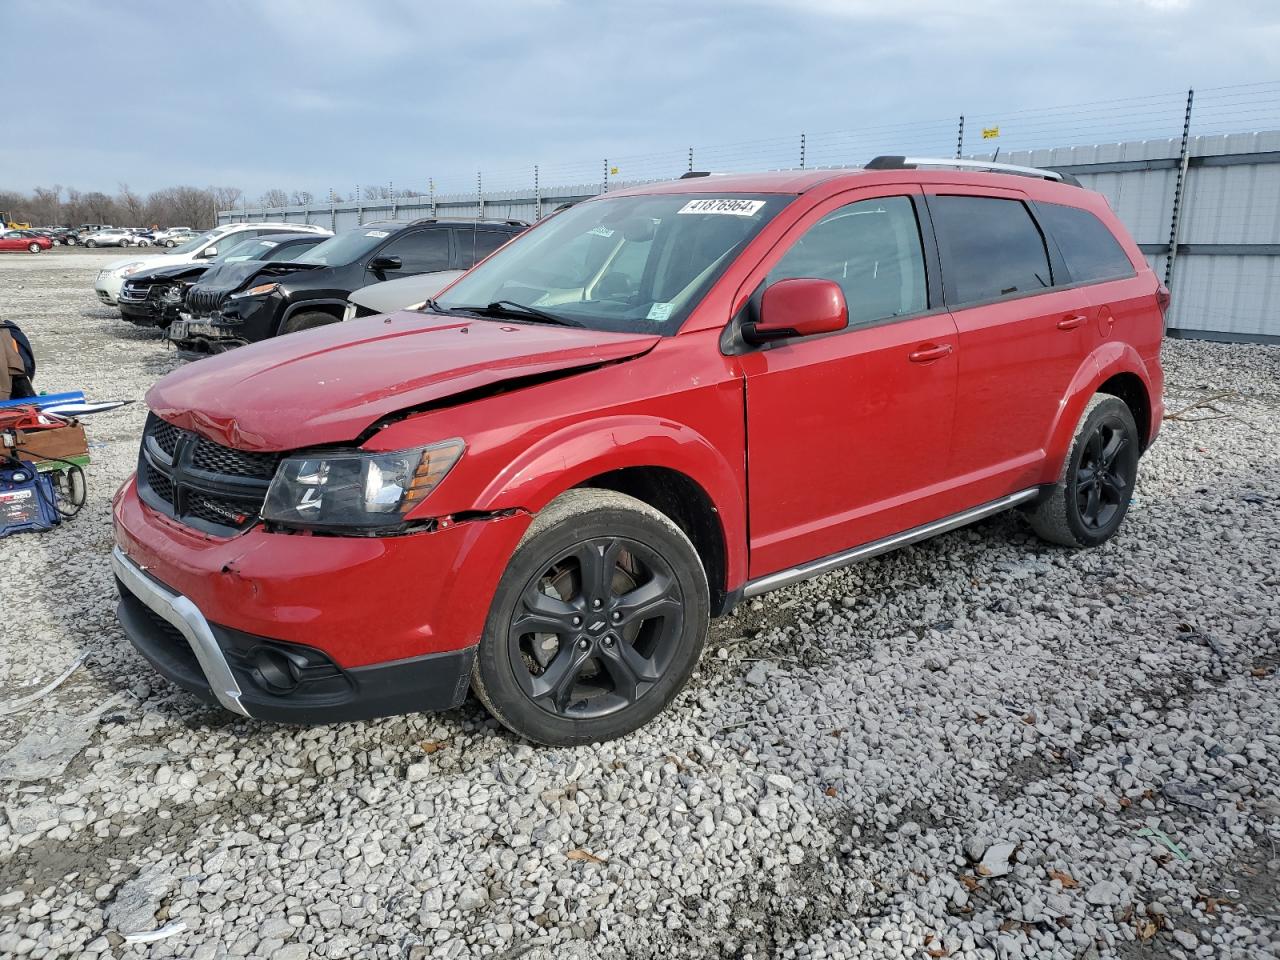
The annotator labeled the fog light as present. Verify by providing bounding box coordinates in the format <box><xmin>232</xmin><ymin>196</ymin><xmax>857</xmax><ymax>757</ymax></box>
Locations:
<box><xmin>250</xmin><ymin>646</ymin><xmax>304</xmax><ymax>694</ymax></box>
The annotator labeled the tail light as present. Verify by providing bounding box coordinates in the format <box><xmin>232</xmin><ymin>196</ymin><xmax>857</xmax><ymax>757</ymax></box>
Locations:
<box><xmin>1156</xmin><ymin>284</ymin><xmax>1171</xmax><ymax>315</ymax></box>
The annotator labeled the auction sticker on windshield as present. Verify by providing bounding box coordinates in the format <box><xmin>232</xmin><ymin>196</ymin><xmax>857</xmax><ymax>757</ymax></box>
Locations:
<box><xmin>677</xmin><ymin>198</ymin><xmax>766</xmax><ymax>216</ymax></box>
<box><xmin>365</xmin><ymin>230</ymin><xmax>390</xmax><ymax>238</ymax></box>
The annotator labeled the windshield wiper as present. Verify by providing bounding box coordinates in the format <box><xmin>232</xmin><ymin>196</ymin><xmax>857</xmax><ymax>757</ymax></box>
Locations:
<box><xmin>445</xmin><ymin>300</ymin><xmax>583</xmax><ymax>327</ymax></box>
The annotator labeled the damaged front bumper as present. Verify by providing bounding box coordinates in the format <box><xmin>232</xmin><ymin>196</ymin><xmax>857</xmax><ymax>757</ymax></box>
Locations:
<box><xmin>112</xmin><ymin>477</ymin><xmax>531</xmax><ymax>722</ymax></box>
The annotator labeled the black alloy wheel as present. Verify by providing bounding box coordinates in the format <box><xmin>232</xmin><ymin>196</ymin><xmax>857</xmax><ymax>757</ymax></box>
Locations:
<box><xmin>1075</xmin><ymin>421</ymin><xmax>1130</xmax><ymax>532</ymax></box>
<box><xmin>510</xmin><ymin>536</ymin><xmax>684</xmax><ymax>720</ymax></box>
<box><xmin>472</xmin><ymin>489</ymin><xmax>709</xmax><ymax>746</ymax></box>
<box><xmin>1029</xmin><ymin>394</ymin><xmax>1140</xmax><ymax>547</ymax></box>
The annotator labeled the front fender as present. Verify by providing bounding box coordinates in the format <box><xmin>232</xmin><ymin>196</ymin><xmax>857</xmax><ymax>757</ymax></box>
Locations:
<box><xmin>474</xmin><ymin>415</ymin><xmax>748</xmax><ymax>590</ymax></box>
<box><xmin>1040</xmin><ymin>341</ymin><xmax>1159</xmax><ymax>484</ymax></box>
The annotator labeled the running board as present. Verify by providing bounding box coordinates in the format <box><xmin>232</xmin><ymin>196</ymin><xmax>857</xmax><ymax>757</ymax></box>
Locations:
<box><xmin>742</xmin><ymin>487</ymin><xmax>1041</xmax><ymax>598</ymax></box>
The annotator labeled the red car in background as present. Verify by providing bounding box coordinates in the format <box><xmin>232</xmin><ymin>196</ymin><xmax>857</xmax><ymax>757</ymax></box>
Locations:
<box><xmin>112</xmin><ymin>158</ymin><xmax>1166</xmax><ymax>745</ymax></box>
<box><xmin>0</xmin><ymin>230</ymin><xmax>53</xmax><ymax>253</ymax></box>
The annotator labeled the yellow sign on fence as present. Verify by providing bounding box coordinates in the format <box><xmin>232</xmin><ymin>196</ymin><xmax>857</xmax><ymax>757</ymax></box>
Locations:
<box><xmin>982</xmin><ymin>126</ymin><xmax>1000</xmax><ymax>140</ymax></box>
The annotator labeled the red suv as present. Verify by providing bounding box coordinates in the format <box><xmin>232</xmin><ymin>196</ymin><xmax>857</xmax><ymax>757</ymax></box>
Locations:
<box><xmin>112</xmin><ymin>158</ymin><xmax>1165</xmax><ymax>745</ymax></box>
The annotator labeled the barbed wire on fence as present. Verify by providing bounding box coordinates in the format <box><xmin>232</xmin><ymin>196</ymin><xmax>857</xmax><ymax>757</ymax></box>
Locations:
<box><xmin>225</xmin><ymin>79</ymin><xmax>1280</xmax><ymax>219</ymax></box>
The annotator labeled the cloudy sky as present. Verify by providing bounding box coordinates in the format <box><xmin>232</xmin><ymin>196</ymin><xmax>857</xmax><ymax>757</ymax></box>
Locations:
<box><xmin>3</xmin><ymin>0</ymin><xmax>1279</xmax><ymax>199</ymax></box>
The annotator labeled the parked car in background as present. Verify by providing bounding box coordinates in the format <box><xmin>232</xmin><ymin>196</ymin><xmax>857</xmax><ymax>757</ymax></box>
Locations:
<box><xmin>82</xmin><ymin>228</ymin><xmax>141</xmax><ymax>248</ymax></box>
<box><xmin>39</xmin><ymin>227</ymin><xmax>80</xmax><ymax>245</ymax></box>
<box><xmin>153</xmin><ymin>227</ymin><xmax>195</xmax><ymax>248</ymax></box>
<box><xmin>111</xmin><ymin>161</ymin><xmax>1166</xmax><ymax>743</ymax></box>
<box><xmin>120</xmin><ymin>232</ymin><xmax>329</xmax><ymax>329</ymax></box>
<box><xmin>169</xmin><ymin>218</ymin><xmax>526</xmax><ymax>352</ymax></box>
<box><xmin>127</xmin><ymin>228</ymin><xmax>157</xmax><ymax>246</ymax></box>
<box><xmin>0</xmin><ymin>231</ymin><xmax>53</xmax><ymax>253</ymax></box>
<box><xmin>79</xmin><ymin>223</ymin><xmax>113</xmax><ymax>233</ymax></box>
<box><xmin>342</xmin><ymin>270</ymin><xmax>466</xmax><ymax>320</ymax></box>
<box><xmin>93</xmin><ymin>222</ymin><xmax>330</xmax><ymax>306</ymax></box>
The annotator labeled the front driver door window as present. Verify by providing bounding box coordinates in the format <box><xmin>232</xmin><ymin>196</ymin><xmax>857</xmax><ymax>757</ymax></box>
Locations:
<box><xmin>741</xmin><ymin>191</ymin><xmax>963</xmax><ymax>578</ymax></box>
<box><xmin>372</xmin><ymin>229</ymin><xmax>451</xmax><ymax>277</ymax></box>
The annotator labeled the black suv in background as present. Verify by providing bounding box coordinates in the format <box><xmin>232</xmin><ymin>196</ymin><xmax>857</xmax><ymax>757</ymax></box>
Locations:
<box><xmin>118</xmin><ymin>233</ymin><xmax>328</xmax><ymax>328</ymax></box>
<box><xmin>169</xmin><ymin>218</ymin><xmax>526</xmax><ymax>353</ymax></box>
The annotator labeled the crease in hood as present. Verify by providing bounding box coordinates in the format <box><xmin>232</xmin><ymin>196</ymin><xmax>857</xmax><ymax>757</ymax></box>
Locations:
<box><xmin>146</xmin><ymin>312</ymin><xmax>662</xmax><ymax>451</ymax></box>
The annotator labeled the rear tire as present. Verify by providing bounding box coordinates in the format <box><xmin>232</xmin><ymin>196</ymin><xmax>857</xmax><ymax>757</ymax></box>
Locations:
<box><xmin>472</xmin><ymin>488</ymin><xmax>710</xmax><ymax>746</ymax></box>
<box><xmin>279</xmin><ymin>310</ymin><xmax>338</xmax><ymax>335</ymax></box>
<box><xmin>27</xmin><ymin>242</ymin><xmax>41</xmax><ymax>254</ymax></box>
<box><xmin>1028</xmin><ymin>395</ymin><xmax>1140</xmax><ymax>548</ymax></box>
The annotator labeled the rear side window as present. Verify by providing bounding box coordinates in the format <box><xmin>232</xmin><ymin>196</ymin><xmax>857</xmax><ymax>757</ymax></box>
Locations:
<box><xmin>454</xmin><ymin>228</ymin><xmax>513</xmax><ymax>267</ymax></box>
<box><xmin>1036</xmin><ymin>202</ymin><xmax>1135</xmax><ymax>284</ymax></box>
<box><xmin>766</xmin><ymin>196</ymin><xmax>928</xmax><ymax>327</ymax></box>
<box><xmin>930</xmin><ymin>196</ymin><xmax>1052</xmax><ymax>305</ymax></box>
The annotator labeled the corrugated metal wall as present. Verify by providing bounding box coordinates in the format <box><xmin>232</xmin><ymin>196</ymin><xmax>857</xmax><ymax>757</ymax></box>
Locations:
<box><xmin>220</xmin><ymin>131</ymin><xmax>1280</xmax><ymax>343</ymax></box>
<box><xmin>975</xmin><ymin>131</ymin><xmax>1280</xmax><ymax>342</ymax></box>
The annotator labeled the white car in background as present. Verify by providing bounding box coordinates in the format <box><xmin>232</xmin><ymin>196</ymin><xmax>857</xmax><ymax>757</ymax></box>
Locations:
<box><xmin>93</xmin><ymin>222</ymin><xmax>330</xmax><ymax>306</ymax></box>
<box><xmin>342</xmin><ymin>269</ymin><xmax>466</xmax><ymax>321</ymax></box>
<box><xmin>153</xmin><ymin>227</ymin><xmax>195</xmax><ymax>248</ymax></box>
<box><xmin>82</xmin><ymin>228</ymin><xmax>143</xmax><ymax>248</ymax></box>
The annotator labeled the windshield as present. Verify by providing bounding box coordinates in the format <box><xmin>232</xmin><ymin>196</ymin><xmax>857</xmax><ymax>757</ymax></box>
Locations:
<box><xmin>295</xmin><ymin>227</ymin><xmax>392</xmax><ymax>267</ymax></box>
<box><xmin>168</xmin><ymin>229</ymin><xmax>220</xmax><ymax>255</ymax></box>
<box><xmin>219</xmin><ymin>236</ymin><xmax>294</xmax><ymax>263</ymax></box>
<box><xmin>435</xmin><ymin>193</ymin><xmax>789</xmax><ymax>334</ymax></box>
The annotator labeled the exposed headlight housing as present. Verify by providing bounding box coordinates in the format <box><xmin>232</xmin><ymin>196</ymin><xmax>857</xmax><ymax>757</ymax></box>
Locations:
<box><xmin>115</xmin><ymin>262</ymin><xmax>145</xmax><ymax>276</ymax></box>
<box><xmin>262</xmin><ymin>440</ymin><xmax>465</xmax><ymax>530</ymax></box>
<box><xmin>230</xmin><ymin>282</ymin><xmax>281</xmax><ymax>299</ymax></box>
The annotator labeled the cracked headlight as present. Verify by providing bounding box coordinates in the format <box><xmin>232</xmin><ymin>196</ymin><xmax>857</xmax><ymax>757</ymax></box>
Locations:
<box><xmin>262</xmin><ymin>440</ymin><xmax>465</xmax><ymax>530</ymax></box>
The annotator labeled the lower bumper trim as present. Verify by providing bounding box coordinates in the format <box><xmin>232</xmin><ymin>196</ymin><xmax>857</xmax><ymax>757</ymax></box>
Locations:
<box><xmin>111</xmin><ymin>545</ymin><xmax>249</xmax><ymax>716</ymax></box>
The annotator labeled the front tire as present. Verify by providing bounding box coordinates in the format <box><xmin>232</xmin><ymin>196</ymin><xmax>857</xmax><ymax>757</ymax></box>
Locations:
<box><xmin>279</xmin><ymin>310</ymin><xmax>339</xmax><ymax>335</ymax></box>
<box><xmin>85</xmin><ymin>239</ymin><xmax>97</xmax><ymax>248</ymax></box>
<box><xmin>1028</xmin><ymin>395</ymin><xmax>1140</xmax><ymax>548</ymax></box>
<box><xmin>472</xmin><ymin>489</ymin><xmax>710</xmax><ymax>746</ymax></box>
<box><xmin>27</xmin><ymin>242</ymin><xmax>41</xmax><ymax>253</ymax></box>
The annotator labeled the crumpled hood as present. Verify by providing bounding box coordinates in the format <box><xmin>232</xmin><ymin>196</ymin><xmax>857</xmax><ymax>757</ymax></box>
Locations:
<box><xmin>188</xmin><ymin>259</ymin><xmax>286</xmax><ymax>297</ymax></box>
<box><xmin>147</xmin><ymin>312</ymin><xmax>661</xmax><ymax>451</ymax></box>
<box><xmin>126</xmin><ymin>262</ymin><xmax>212</xmax><ymax>286</ymax></box>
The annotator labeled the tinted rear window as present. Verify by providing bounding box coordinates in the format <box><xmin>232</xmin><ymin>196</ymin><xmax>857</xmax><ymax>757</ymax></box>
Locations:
<box><xmin>930</xmin><ymin>196</ymin><xmax>1052</xmax><ymax>305</ymax></box>
<box><xmin>1036</xmin><ymin>202</ymin><xmax>1135</xmax><ymax>284</ymax></box>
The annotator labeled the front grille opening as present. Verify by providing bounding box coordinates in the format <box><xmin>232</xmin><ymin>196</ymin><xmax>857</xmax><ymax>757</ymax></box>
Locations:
<box><xmin>140</xmin><ymin>414</ymin><xmax>281</xmax><ymax>536</ymax></box>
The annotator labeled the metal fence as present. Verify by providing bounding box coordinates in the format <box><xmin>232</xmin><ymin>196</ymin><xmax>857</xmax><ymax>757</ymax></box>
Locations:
<box><xmin>219</xmin><ymin>82</ymin><xmax>1280</xmax><ymax>343</ymax></box>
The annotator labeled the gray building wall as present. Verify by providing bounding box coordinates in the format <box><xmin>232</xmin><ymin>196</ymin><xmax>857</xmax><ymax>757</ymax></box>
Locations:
<box><xmin>220</xmin><ymin>130</ymin><xmax>1280</xmax><ymax>343</ymax></box>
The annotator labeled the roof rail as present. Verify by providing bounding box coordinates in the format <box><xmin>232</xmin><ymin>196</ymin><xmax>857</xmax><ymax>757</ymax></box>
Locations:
<box><xmin>865</xmin><ymin>155</ymin><xmax>1082</xmax><ymax>187</ymax></box>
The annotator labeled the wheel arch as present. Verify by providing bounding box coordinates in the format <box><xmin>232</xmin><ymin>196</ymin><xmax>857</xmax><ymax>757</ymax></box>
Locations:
<box><xmin>461</xmin><ymin>416</ymin><xmax>748</xmax><ymax>607</ymax></box>
<box><xmin>1042</xmin><ymin>343</ymin><xmax>1156</xmax><ymax>483</ymax></box>
<box><xmin>577</xmin><ymin>465</ymin><xmax>732</xmax><ymax>616</ymax></box>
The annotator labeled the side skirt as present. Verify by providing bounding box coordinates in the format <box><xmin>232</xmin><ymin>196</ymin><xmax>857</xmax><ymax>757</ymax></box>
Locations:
<box><xmin>741</xmin><ymin>487</ymin><xmax>1041</xmax><ymax>599</ymax></box>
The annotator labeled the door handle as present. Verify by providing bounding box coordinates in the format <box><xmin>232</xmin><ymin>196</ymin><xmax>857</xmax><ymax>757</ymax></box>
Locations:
<box><xmin>1057</xmin><ymin>314</ymin><xmax>1087</xmax><ymax>330</ymax></box>
<box><xmin>908</xmin><ymin>342</ymin><xmax>953</xmax><ymax>363</ymax></box>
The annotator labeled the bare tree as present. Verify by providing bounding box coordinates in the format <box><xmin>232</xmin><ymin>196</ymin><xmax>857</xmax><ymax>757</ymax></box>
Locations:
<box><xmin>259</xmin><ymin>189</ymin><xmax>289</xmax><ymax>208</ymax></box>
<box><xmin>290</xmin><ymin>190</ymin><xmax>314</xmax><ymax>206</ymax></box>
<box><xmin>118</xmin><ymin>183</ymin><xmax>146</xmax><ymax>225</ymax></box>
<box><xmin>209</xmin><ymin>185</ymin><xmax>244</xmax><ymax>215</ymax></box>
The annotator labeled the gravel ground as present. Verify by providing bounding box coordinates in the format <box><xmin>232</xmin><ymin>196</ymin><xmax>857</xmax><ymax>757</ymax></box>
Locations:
<box><xmin>0</xmin><ymin>254</ymin><xmax>1276</xmax><ymax>960</ymax></box>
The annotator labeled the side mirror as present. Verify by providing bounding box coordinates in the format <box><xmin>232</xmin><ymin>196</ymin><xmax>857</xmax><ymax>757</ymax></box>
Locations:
<box><xmin>199</xmin><ymin>246</ymin><xmax>218</xmax><ymax>258</ymax></box>
<box><xmin>369</xmin><ymin>255</ymin><xmax>402</xmax><ymax>272</ymax></box>
<box><xmin>744</xmin><ymin>278</ymin><xmax>848</xmax><ymax>344</ymax></box>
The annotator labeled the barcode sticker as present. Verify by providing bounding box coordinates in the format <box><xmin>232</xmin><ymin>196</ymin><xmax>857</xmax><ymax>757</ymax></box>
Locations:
<box><xmin>677</xmin><ymin>198</ymin><xmax>766</xmax><ymax>217</ymax></box>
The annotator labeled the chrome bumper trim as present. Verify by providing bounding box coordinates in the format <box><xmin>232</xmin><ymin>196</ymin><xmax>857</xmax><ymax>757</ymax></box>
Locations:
<box><xmin>110</xmin><ymin>545</ymin><xmax>250</xmax><ymax>716</ymax></box>
<box><xmin>743</xmin><ymin>487</ymin><xmax>1041</xmax><ymax>598</ymax></box>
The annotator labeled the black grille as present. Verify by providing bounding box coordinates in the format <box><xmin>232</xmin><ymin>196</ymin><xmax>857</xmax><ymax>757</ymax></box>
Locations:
<box><xmin>150</xmin><ymin>418</ymin><xmax>182</xmax><ymax>457</ymax></box>
<box><xmin>191</xmin><ymin>442</ymin><xmax>279</xmax><ymax>479</ymax></box>
<box><xmin>138</xmin><ymin>414</ymin><xmax>282</xmax><ymax>536</ymax></box>
<box><xmin>186</xmin><ymin>286</ymin><xmax>229</xmax><ymax>317</ymax></box>
<box><xmin>143</xmin><ymin>461</ymin><xmax>173</xmax><ymax>503</ymax></box>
